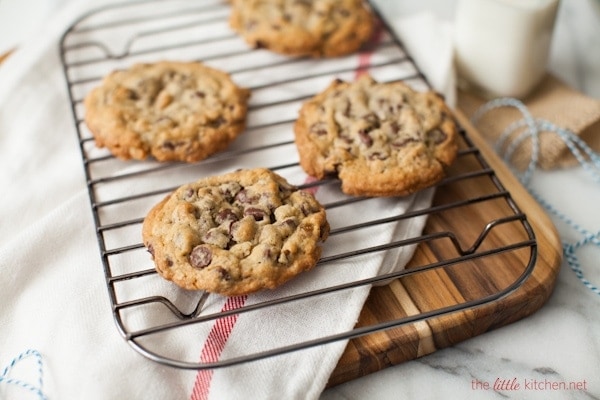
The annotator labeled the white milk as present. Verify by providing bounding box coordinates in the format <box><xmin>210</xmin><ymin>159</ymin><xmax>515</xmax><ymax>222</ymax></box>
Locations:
<box><xmin>454</xmin><ymin>0</ymin><xmax>560</xmax><ymax>99</ymax></box>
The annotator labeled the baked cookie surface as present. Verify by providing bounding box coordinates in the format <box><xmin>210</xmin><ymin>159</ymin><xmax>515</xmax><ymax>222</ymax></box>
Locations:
<box><xmin>294</xmin><ymin>75</ymin><xmax>459</xmax><ymax>197</ymax></box>
<box><xmin>84</xmin><ymin>61</ymin><xmax>250</xmax><ymax>162</ymax></box>
<box><xmin>229</xmin><ymin>0</ymin><xmax>374</xmax><ymax>57</ymax></box>
<box><xmin>142</xmin><ymin>168</ymin><xmax>330</xmax><ymax>296</ymax></box>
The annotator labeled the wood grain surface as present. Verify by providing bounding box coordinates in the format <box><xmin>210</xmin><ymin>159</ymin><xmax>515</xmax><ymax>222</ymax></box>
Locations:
<box><xmin>328</xmin><ymin>110</ymin><xmax>563</xmax><ymax>387</ymax></box>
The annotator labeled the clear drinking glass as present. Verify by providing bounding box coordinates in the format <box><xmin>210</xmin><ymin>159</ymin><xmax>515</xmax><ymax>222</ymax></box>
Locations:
<box><xmin>454</xmin><ymin>0</ymin><xmax>560</xmax><ymax>99</ymax></box>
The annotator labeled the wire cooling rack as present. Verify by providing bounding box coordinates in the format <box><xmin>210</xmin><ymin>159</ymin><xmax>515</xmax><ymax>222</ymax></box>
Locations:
<box><xmin>59</xmin><ymin>0</ymin><xmax>537</xmax><ymax>371</ymax></box>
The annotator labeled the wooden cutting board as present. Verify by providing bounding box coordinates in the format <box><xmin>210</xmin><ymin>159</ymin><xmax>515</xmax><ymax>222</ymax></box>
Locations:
<box><xmin>328</xmin><ymin>110</ymin><xmax>563</xmax><ymax>386</ymax></box>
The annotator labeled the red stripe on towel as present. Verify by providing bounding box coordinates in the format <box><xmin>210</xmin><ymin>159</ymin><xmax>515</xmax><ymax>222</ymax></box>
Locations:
<box><xmin>190</xmin><ymin>295</ymin><xmax>247</xmax><ymax>400</ymax></box>
<box><xmin>189</xmin><ymin>17</ymin><xmax>385</xmax><ymax>400</ymax></box>
<box><xmin>302</xmin><ymin>175</ymin><xmax>320</xmax><ymax>196</ymax></box>
<box><xmin>355</xmin><ymin>19</ymin><xmax>384</xmax><ymax>79</ymax></box>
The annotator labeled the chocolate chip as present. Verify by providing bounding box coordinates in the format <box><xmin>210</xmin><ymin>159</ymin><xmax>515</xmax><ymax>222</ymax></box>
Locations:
<box><xmin>125</xmin><ymin>89</ymin><xmax>139</xmax><ymax>100</ymax></box>
<box><xmin>310</xmin><ymin>122</ymin><xmax>328</xmax><ymax>136</ymax></box>
<box><xmin>343</xmin><ymin>102</ymin><xmax>351</xmax><ymax>117</ymax></box>
<box><xmin>264</xmin><ymin>248</ymin><xmax>272</xmax><ymax>259</ymax></box>
<box><xmin>147</xmin><ymin>244</ymin><xmax>155</xmax><ymax>257</ymax></box>
<box><xmin>368</xmin><ymin>152</ymin><xmax>388</xmax><ymax>161</ymax></box>
<box><xmin>277</xmin><ymin>182</ymin><xmax>294</xmax><ymax>198</ymax></box>
<box><xmin>392</xmin><ymin>137</ymin><xmax>418</xmax><ymax>148</ymax></box>
<box><xmin>390</xmin><ymin>121</ymin><xmax>401</xmax><ymax>134</ymax></box>
<box><xmin>363</xmin><ymin>113</ymin><xmax>378</xmax><ymax>123</ymax></box>
<box><xmin>217</xmin><ymin>267</ymin><xmax>231</xmax><ymax>281</ymax></box>
<box><xmin>194</xmin><ymin>91</ymin><xmax>206</xmax><ymax>98</ymax></box>
<box><xmin>363</xmin><ymin>113</ymin><xmax>381</xmax><ymax>129</ymax></box>
<box><xmin>234</xmin><ymin>189</ymin><xmax>249</xmax><ymax>203</ymax></box>
<box><xmin>234</xmin><ymin>189</ymin><xmax>257</xmax><ymax>204</ymax></box>
<box><xmin>299</xmin><ymin>197</ymin><xmax>318</xmax><ymax>216</ymax></box>
<box><xmin>220</xmin><ymin>183</ymin><xmax>241</xmax><ymax>202</ymax></box>
<box><xmin>228</xmin><ymin>220</ymin><xmax>239</xmax><ymax>238</ymax></box>
<box><xmin>161</xmin><ymin>141</ymin><xmax>176</xmax><ymax>151</ymax></box>
<box><xmin>161</xmin><ymin>140</ymin><xmax>185</xmax><ymax>151</ymax></box>
<box><xmin>208</xmin><ymin>117</ymin><xmax>226</xmax><ymax>128</ymax></box>
<box><xmin>358</xmin><ymin>129</ymin><xmax>373</xmax><ymax>147</ymax></box>
<box><xmin>156</xmin><ymin>116</ymin><xmax>174</xmax><ymax>125</ymax></box>
<box><xmin>389</xmin><ymin>103</ymin><xmax>403</xmax><ymax>113</ymax></box>
<box><xmin>426</xmin><ymin>128</ymin><xmax>447</xmax><ymax>145</ymax></box>
<box><xmin>281</xmin><ymin>218</ymin><xmax>297</xmax><ymax>229</ymax></box>
<box><xmin>183</xmin><ymin>188</ymin><xmax>196</xmax><ymax>200</ymax></box>
<box><xmin>192</xmin><ymin>206</ymin><xmax>202</xmax><ymax>219</ymax></box>
<box><xmin>216</xmin><ymin>208</ymin><xmax>238</xmax><ymax>225</ymax></box>
<box><xmin>244</xmin><ymin>207</ymin><xmax>268</xmax><ymax>221</ymax></box>
<box><xmin>279</xmin><ymin>249</ymin><xmax>291</xmax><ymax>264</ymax></box>
<box><xmin>339</xmin><ymin>134</ymin><xmax>353</xmax><ymax>144</ymax></box>
<box><xmin>189</xmin><ymin>245</ymin><xmax>212</xmax><ymax>269</ymax></box>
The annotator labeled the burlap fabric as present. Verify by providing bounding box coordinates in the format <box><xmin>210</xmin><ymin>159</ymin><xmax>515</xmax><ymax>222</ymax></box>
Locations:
<box><xmin>458</xmin><ymin>74</ymin><xmax>600</xmax><ymax>170</ymax></box>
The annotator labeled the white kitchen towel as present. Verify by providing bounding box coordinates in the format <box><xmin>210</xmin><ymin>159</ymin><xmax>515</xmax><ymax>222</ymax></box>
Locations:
<box><xmin>0</xmin><ymin>1</ymin><xmax>455</xmax><ymax>399</ymax></box>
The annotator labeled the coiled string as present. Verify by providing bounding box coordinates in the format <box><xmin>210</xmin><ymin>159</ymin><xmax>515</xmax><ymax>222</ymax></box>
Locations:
<box><xmin>0</xmin><ymin>349</ymin><xmax>48</xmax><ymax>400</ymax></box>
<box><xmin>471</xmin><ymin>97</ymin><xmax>600</xmax><ymax>296</ymax></box>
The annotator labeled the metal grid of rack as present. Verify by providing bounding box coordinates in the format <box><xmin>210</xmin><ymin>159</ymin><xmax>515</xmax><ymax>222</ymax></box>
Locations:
<box><xmin>59</xmin><ymin>0</ymin><xmax>536</xmax><ymax>370</ymax></box>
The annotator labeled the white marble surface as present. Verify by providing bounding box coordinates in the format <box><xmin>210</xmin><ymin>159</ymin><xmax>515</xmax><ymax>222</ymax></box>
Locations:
<box><xmin>1</xmin><ymin>1</ymin><xmax>598</xmax><ymax>399</ymax></box>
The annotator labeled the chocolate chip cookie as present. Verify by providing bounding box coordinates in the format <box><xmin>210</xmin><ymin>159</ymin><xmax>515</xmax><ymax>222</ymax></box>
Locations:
<box><xmin>294</xmin><ymin>75</ymin><xmax>459</xmax><ymax>197</ymax></box>
<box><xmin>229</xmin><ymin>0</ymin><xmax>374</xmax><ymax>57</ymax></box>
<box><xmin>84</xmin><ymin>61</ymin><xmax>250</xmax><ymax>162</ymax></box>
<box><xmin>142</xmin><ymin>168</ymin><xmax>330</xmax><ymax>296</ymax></box>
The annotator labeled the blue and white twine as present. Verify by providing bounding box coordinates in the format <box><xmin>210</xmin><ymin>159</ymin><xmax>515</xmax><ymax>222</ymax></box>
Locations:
<box><xmin>0</xmin><ymin>349</ymin><xmax>48</xmax><ymax>400</ymax></box>
<box><xmin>472</xmin><ymin>97</ymin><xmax>600</xmax><ymax>296</ymax></box>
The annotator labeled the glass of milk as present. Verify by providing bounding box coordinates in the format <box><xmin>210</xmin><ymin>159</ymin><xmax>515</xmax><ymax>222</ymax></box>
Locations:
<box><xmin>454</xmin><ymin>0</ymin><xmax>560</xmax><ymax>99</ymax></box>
